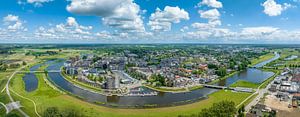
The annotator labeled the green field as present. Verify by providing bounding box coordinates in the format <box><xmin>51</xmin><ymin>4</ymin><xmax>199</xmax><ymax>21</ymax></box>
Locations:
<box><xmin>250</xmin><ymin>53</ymin><xmax>275</xmax><ymax>66</ymax></box>
<box><xmin>230</xmin><ymin>80</ymin><xmax>259</xmax><ymax>89</ymax></box>
<box><xmin>267</xmin><ymin>49</ymin><xmax>300</xmax><ymax>69</ymax></box>
<box><xmin>8</xmin><ymin>71</ymin><xmax>252</xmax><ymax>117</ymax></box>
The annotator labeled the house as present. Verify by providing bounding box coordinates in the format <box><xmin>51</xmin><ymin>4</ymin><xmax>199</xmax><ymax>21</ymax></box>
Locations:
<box><xmin>276</xmin><ymin>92</ymin><xmax>290</xmax><ymax>101</ymax></box>
<box><xmin>65</xmin><ymin>67</ymin><xmax>78</xmax><ymax>75</ymax></box>
<box><xmin>198</xmin><ymin>64</ymin><xmax>208</xmax><ymax>70</ymax></box>
<box><xmin>293</xmin><ymin>93</ymin><xmax>300</xmax><ymax>100</ymax></box>
<box><xmin>64</xmin><ymin>60</ymin><xmax>72</xmax><ymax>67</ymax></box>
<box><xmin>291</xmin><ymin>74</ymin><xmax>300</xmax><ymax>83</ymax></box>
<box><xmin>249</xmin><ymin>104</ymin><xmax>267</xmax><ymax>117</ymax></box>
<box><xmin>268</xmin><ymin>84</ymin><xmax>278</xmax><ymax>92</ymax></box>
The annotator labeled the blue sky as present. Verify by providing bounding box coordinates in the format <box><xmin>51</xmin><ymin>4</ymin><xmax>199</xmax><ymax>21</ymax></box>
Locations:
<box><xmin>0</xmin><ymin>0</ymin><xmax>300</xmax><ymax>43</ymax></box>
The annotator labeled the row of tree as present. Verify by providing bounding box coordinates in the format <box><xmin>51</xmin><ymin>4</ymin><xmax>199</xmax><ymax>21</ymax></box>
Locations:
<box><xmin>286</xmin><ymin>64</ymin><xmax>300</xmax><ymax>68</ymax></box>
<box><xmin>42</xmin><ymin>107</ymin><xmax>83</xmax><ymax>117</ymax></box>
<box><xmin>3</xmin><ymin>107</ymin><xmax>83</xmax><ymax>117</ymax></box>
<box><xmin>125</xmin><ymin>68</ymin><xmax>147</xmax><ymax>80</ymax></box>
<box><xmin>86</xmin><ymin>74</ymin><xmax>105</xmax><ymax>83</ymax></box>
<box><xmin>0</xmin><ymin>61</ymin><xmax>26</xmax><ymax>71</ymax></box>
<box><xmin>148</xmin><ymin>74</ymin><xmax>166</xmax><ymax>87</ymax></box>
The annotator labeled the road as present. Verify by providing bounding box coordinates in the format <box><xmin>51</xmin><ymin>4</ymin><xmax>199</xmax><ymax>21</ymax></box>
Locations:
<box><xmin>5</xmin><ymin>66</ymin><xmax>29</xmax><ymax>117</ymax></box>
<box><xmin>244</xmin><ymin>80</ymin><xmax>274</xmax><ymax>112</ymax></box>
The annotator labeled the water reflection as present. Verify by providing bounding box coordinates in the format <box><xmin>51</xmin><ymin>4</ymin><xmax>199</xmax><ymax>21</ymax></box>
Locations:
<box><xmin>218</xmin><ymin>68</ymin><xmax>275</xmax><ymax>86</ymax></box>
<box><xmin>22</xmin><ymin>73</ymin><xmax>38</xmax><ymax>92</ymax></box>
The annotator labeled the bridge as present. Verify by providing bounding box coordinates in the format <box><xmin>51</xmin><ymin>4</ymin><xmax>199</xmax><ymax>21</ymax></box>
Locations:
<box><xmin>203</xmin><ymin>84</ymin><xmax>232</xmax><ymax>90</ymax></box>
<box><xmin>0</xmin><ymin>101</ymin><xmax>23</xmax><ymax>114</ymax></box>
<box><xmin>203</xmin><ymin>84</ymin><xmax>253</xmax><ymax>92</ymax></box>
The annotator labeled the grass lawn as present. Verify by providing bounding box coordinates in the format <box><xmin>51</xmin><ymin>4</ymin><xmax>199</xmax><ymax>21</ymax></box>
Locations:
<box><xmin>250</xmin><ymin>53</ymin><xmax>275</xmax><ymax>66</ymax></box>
<box><xmin>188</xmin><ymin>85</ymin><xmax>204</xmax><ymax>91</ymax></box>
<box><xmin>0</xmin><ymin>71</ymin><xmax>13</xmax><ymax>92</ymax></box>
<box><xmin>236</xmin><ymin>93</ymin><xmax>259</xmax><ymax>109</ymax></box>
<box><xmin>266</xmin><ymin>49</ymin><xmax>300</xmax><ymax>69</ymax></box>
<box><xmin>10</xmin><ymin>71</ymin><xmax>252</xmax><ymax>117</ymax></box>
<box><xmin>230</xmin><ymin>80</ymin><xmax>259</xmax><ymax>89</ymax></box>
<box><xmin>230</xmin><ymin>69</ymin><xmax>280</xmax><ymax>89</ymax></box>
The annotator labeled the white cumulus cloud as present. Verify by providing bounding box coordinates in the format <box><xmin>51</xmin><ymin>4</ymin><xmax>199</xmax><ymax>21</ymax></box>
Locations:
<box><xmin>262</xmin><ymin>0</ymin><xmax>291</xmax><ymax>16</ymax></box>
<box><xmin>27</xmin><ymin>0</ymin><xmax>53</xmax><ymax>7</ymax></box>
<box><xmin>199</xmin><ymin>0</ymin><xmax>223</xmax><ymax>8</ymax></box>
<box><xmin>3</xmin><ymin>14</ymin><xmax>19</xmax><ymax>22</ymax></box>
<box><xmin>148</xmin><ymin>6</ymin><xmax>189</xmax><ymax>32</ymax></box>
<box><xmin>199</xmin><ymin>9</ymin><xmax>220</xmax><ymax>20</ymax></box>
<box><xmin>2</xmin><ymin>14</ymin><xmax>26</xmax><ymax>32</ymax></box>
<box><xmin>34</xmin><ymin>17</ymin><xmax>93</xmax><ymax>40</ymax></box>
<box><xmin>67</xmin><ymin>0</ymin><xmax>145</xmax><ymax>33</ymax></box>
<box><xmin>240</xmin><ymin>26</ymin><xmax>279</xmax><ymax>39</ymax></box>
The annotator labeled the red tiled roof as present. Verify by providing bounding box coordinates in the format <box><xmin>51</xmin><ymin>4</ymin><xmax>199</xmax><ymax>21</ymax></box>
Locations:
<box><xmin>293</xmin><ymin>93</ymin><xmax>300</xmax><ymax>97</ymax></box>
<box><xmin>291</xmin><ymin>74</ymin><xmax>300</xmax><ymax>82</ymax></box>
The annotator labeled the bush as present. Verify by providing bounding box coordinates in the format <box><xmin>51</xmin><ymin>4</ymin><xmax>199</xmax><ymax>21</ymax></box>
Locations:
<box><xmin>43</xmin><ymin>107</ymin><xmax>62</xmax><ymax>117</ymax></box>
<box><xmin>5</xmin><ymin>113</ymin><xmax>20</xmax><ymax>117</ymax></box>
<box><xmin>182</xmin><ymin>101</ymin><xmax>237</xmax><ymax>117</ymax></box>
<box><xmin>43</xmin><ymin>107</ymin><xmax>84</xmax><ymax>117</ymax></box>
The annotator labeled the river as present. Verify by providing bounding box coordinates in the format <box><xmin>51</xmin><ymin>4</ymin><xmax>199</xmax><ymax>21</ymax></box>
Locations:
<box><xmin>22</xmin><ymin>52</ymin><xmax>280</xmax><ymax>107</ymax></box>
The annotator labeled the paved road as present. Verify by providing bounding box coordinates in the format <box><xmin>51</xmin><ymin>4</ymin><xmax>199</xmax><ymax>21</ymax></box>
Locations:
<box><xmin>244</xmin><ymin>80</ymin><xmax>273</xmax><ymax>112</ymax></box>
<box><xmin>5</xmin><ymin>67</ymin><xmax>29</xmax><ymax>117</ymax></box>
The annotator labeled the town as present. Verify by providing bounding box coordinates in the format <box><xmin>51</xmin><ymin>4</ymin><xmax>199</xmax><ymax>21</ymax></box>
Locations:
<box><xmin>62</xmin><ymin>46</ymin><xmax>266</xmax><ymax>95</ymax></box>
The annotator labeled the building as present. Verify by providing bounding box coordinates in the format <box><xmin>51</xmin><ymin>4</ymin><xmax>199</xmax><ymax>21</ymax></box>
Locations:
<box><xmin>249</xmin><ymin>104</ymin><xmax>267</xmax><ymax>117</ymax></box>
<box><xmin>65</xmin><ymin>67</ymin><xmax>78</xmax><ymax>75</ymax></box>
<box><xmin>292</xmin><ymin>74</ymin><xmax>300</xmax><ymax>83</ymax></box>
<box><xmin>268</xmin><ymin>84</ymin><xmax>278</xmax><ymax>92</ymax></box>
<box><xmin>104</xmin><ymin>76</ymin><xmax>120</xmax><ymax>90</ymax></box>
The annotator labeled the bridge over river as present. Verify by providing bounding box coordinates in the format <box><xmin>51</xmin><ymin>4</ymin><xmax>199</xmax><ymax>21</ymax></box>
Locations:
<box><xmin>202</xmin><ymin>84</ymin><xmax>253</xmax><ymax>93</ymax></box>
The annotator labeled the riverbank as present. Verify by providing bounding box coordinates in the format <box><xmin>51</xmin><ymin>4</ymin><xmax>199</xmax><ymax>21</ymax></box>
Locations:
<box><xmin>10</xmin><ymin>72</ymin><xmax>253</xmax><ymax>117</ymax></box>
<box><xmin>250</xmin><ymin>53</ymin><xmax>275</xmax><ymax>67</ymax></box>
<box><xmin>230</xmin><ymin>80</ymin><xmax>260</xmax><ymax>88</ymax></box>
<box><xmin>208</xmin><ymin>71</ymin><xmax>239</xmax><ymax>85</ymax></box>
<box><xmin>60</xmin><ymin>68</ymin><xmax>103</xmax><ymax>93</ymax></box>
<box><xmin>144</xmin><ymin>70</ymin><xmax>244</xmax><ymax>93</ymax></box>
<box><xmin>258</xmin><ymin>69</ymin><xmax>281</xmax><ymax>89</ymax></box>
<box><xmin>229</xmin><ymin>69</ymin><xmax>280</xmax><ymax>89</ymax></box>
<box><xmin>6</xmin><ymin>61</ymin><xmax>254</xmax><ymax>117</ymax></box>
<box><xmin>3</xmin><ymin>51</ymin><xmax>281</xmax><ymax>117</ymax></box>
